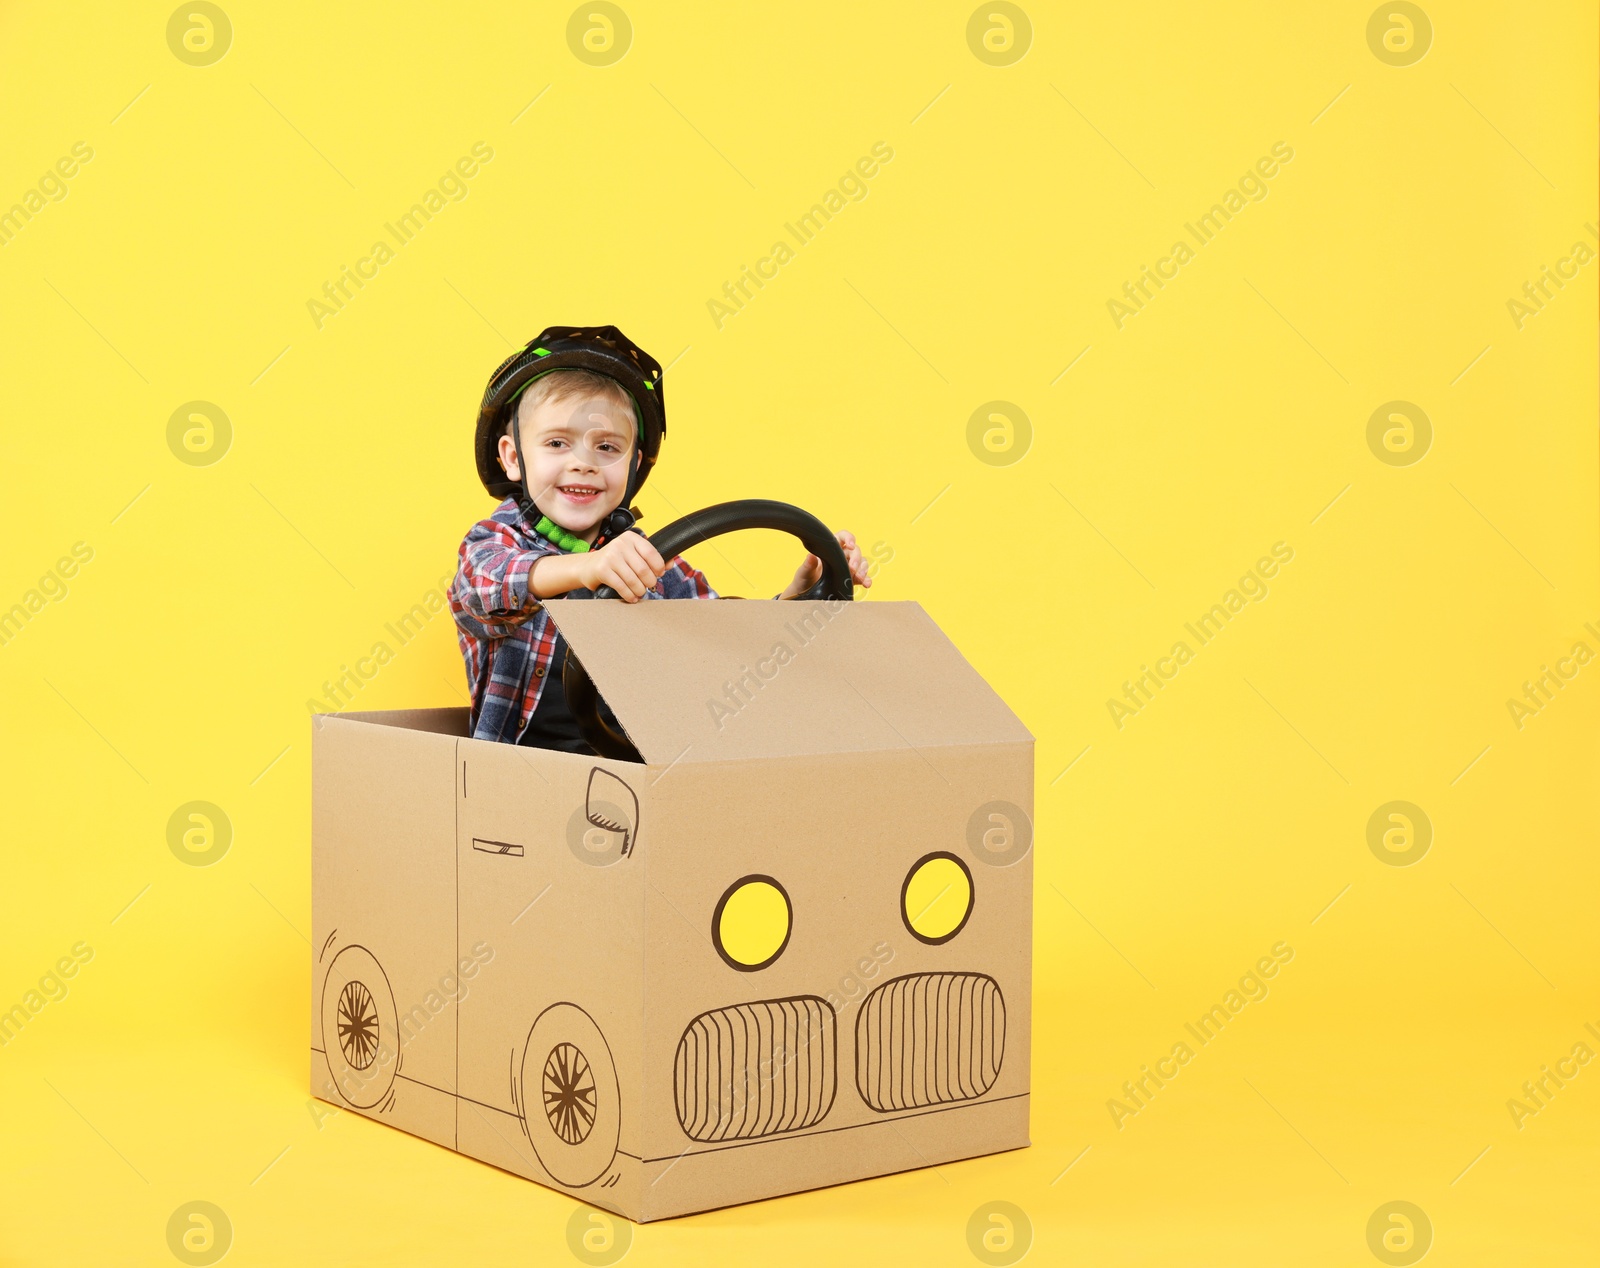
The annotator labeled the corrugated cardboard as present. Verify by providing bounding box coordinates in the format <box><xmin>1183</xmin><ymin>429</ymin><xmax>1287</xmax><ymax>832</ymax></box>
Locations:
<box><xmin>311</xmin><ymin>599</ymin><xmax>1033</xmax><ymax>1221</ymax></box>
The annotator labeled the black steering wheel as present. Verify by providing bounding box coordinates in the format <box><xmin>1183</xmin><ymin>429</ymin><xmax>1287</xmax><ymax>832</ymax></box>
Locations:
<box><xmin>563</xmin><ymin>499</ymin><xmax>855</xmax><ymax>761</ymax></box>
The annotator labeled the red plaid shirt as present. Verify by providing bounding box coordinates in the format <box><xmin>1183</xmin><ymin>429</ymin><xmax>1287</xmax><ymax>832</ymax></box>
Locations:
<box><xmin>450</xmin><ymin>498</ymin><xmax>717</xmax><ymax>743</ymax></box>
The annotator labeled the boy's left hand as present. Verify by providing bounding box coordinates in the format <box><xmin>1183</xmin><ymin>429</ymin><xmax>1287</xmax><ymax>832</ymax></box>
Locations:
<box><xmin>779</xmin><ymin>530</ymin><xmax>872</xmax><ymax>599</ymax></box>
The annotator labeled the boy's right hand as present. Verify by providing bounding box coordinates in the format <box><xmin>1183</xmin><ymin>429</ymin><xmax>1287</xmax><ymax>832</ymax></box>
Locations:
<box><xmin>580</xmin><ymin>531</ymin><xmax>668</xmax><ymax>602</ymax></box>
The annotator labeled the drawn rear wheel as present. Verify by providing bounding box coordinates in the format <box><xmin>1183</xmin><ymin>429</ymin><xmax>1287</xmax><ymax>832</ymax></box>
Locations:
<box><xmin>520</xmin><ymin>1003</ymin><xmax>619</xmax><ymax>1187</ymax></box>
<box><xmin>321</xmin><ymin>945</ymin><xmax>399</xmax><ymax>1109</ymax></box>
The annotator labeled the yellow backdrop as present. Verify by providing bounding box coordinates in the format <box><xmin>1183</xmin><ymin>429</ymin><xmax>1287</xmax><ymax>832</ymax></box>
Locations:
<box><xmin>1</xmin><ymin>1</ymin><xmax>1595</xmax><ymax>1264</ymax></box>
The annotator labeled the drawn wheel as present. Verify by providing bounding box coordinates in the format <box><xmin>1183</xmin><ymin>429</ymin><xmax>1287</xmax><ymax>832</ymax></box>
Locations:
<box><xmin>544</xmin><ymin>1042</ymin><xmax>597</xmax><ymax>1143</ymax></box>
<box><xmin>321</xmin><ymin>945</ymin><xmax>399</xmax><ymax>1109</ymax></box>
<box><xmin>521</xmin><ymin>1003</ymin><xmax>619</xmax><ymax>1187</ymax></box>
<box><xmin>339</xmin><ymin>981</ymin><xmax>381</xmax><ymax>1069</ymax></box>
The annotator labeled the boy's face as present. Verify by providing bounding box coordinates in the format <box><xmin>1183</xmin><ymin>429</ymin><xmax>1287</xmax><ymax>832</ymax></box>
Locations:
<box><xmin>498</xmin><ymin>392</ymin><xmax>635</xmax><ymax>538</ymax></box>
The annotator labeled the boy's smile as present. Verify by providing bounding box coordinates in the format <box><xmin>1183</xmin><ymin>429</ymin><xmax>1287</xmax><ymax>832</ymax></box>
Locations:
<box><xmin>554</xmin><ymin>483</ymin><xmax>603</xmax><ymax>508</ymax></box>
<box><xmin>498</xmin><ymin>391</ymin><xmax>636</xmax><ymax>542</ymax></box>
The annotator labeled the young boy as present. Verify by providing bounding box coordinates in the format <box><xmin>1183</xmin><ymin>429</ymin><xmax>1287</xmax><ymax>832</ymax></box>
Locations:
<box><xmin>450</xmin><ymin>325</ymin><xmax>871</xmax><ymax>750</ymax></box>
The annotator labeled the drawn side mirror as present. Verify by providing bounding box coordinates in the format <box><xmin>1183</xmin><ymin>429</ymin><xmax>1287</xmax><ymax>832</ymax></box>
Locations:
<box><xmin>585</xmin><ymin>768</ymin><xmax>639</xmax><ymax>858</ymax></box>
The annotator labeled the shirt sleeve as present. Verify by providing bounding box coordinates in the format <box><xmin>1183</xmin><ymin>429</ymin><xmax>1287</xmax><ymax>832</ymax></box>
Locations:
<box><xmin>450</xmin><ymin>519</ymin><xmax>553</xmax><ymax>639</ymax></box>
<box><xmin>656</xmin><ymin>554</ymin><xmax>719</xmax><ymax>600</ymax></box>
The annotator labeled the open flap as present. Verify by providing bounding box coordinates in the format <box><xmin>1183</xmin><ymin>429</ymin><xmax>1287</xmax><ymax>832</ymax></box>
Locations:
<box><xmin>542</xmin><ymin>598</ymin><xmax>1031</xmax><ymax>766</ymax></box>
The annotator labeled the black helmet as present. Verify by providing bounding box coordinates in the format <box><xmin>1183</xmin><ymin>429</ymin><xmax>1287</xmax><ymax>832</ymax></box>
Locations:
<box><xmin>474</xmin><ymin>324</ymin><xmax>665</xmax><ymax>504</ymax></box>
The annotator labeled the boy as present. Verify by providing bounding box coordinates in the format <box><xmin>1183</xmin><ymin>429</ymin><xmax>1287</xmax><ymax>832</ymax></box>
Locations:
<box><xmin>450</xmin><ymin>325</ymin><xmax>871</xmax><ymax>750</ymax></box>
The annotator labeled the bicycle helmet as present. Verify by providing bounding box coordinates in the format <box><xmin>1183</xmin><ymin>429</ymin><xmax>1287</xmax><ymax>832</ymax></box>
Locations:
<box><xmin>474</xmin><ymin>325</ymin><xmax>666</xmax><ymax>543</ymax></box>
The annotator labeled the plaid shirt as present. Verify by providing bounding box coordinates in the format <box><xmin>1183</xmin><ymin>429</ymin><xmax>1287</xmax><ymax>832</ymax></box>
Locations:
<box><xmin>450</xmin><ymin>498</ymin><xmax>717</xmax><ymax>743</ymax></box>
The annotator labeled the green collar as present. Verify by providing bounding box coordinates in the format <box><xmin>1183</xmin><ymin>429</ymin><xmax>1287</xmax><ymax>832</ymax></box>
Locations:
<box><xmin>534</xmin><ymin>514</ymin><xmax>591</xmax><ymax>553</ymax></box>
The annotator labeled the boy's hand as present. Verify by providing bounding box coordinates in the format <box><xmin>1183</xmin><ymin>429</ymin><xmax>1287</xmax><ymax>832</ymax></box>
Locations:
<box><xmin>780</xmin><ymin>530</ymin><xmax>872</xmax><ymax>599</ymax></box>
<box><xmin>581</xmin><ymin>531</ymin><xmax>668</xmax><ymax>602</ymax></box>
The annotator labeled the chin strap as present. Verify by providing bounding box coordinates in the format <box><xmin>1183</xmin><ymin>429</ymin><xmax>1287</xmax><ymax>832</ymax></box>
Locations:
<box><xmin>591</xmin><ymin>505</ymin><xmax>638</xmax><ymax>550</ymax></box>
<box><xmin>593</xmin><ymin>451</ymin><xmax>645</xmax><ymax>548</ymax></box>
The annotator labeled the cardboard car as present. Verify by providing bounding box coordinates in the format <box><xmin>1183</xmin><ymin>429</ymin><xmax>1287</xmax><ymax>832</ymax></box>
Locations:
<box><xmin>311</xmin><ymin>597</ymin><xmax>1033</xmax><ymax>1221</ymax></box>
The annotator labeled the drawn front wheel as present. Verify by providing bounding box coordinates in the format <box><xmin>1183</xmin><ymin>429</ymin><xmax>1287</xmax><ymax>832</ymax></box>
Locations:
<box><xmin>520</xmin><ymin>1003</ymin><xmax>619</xmax><ymax>1188</ymax></box>
<box><xmin>321</xmin><ymin>945</ymin><xmax>400</xmax><ymax>1109</ymax></box>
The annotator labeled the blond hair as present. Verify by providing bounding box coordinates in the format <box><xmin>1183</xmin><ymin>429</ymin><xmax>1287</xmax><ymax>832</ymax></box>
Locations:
<box><xmin>507</xmin><ymin>368</ymin><xmax>638</xmax><ymax>441</ymax></box>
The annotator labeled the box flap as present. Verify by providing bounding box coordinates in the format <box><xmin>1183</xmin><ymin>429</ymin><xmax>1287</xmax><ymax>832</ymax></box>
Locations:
<box><xmin>541</xmin><ymin>598</ymin><xmax>1031</xmax><ymax>765</ymax></box>
<box><xmin>325</xmin><ymin>706</ymin><xmax>470</xmax><ymax>736</ymax></box>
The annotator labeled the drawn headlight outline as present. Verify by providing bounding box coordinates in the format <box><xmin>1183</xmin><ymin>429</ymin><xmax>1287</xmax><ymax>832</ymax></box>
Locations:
<box><xmin>900</xmin><ymin>851</ymin><xmax>975</xmax><ymax>945</ymax></box>
<box><xmin>711</xmin><ymin>874</ymin><xmax>793</xmax><ymax>972</ymax></box>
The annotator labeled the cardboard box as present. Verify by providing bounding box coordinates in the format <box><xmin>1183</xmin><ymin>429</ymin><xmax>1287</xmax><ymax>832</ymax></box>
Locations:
<box><xmin>310</xmin><ymin>598</ymin><xmax>1034</xmax><ymax>1221</ymax></box>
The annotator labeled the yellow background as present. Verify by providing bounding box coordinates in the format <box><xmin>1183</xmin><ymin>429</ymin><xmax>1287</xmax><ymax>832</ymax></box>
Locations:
<box><xmin>1</xmin><ymin>1</ymin><xmax>1595</xmax><ymax>1263</ymax></box>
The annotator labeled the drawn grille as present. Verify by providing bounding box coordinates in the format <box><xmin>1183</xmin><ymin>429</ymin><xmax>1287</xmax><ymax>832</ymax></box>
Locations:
<box><xmin>674</xmin><ymin>996</ymin><xmax>836</xmax><ymax>1141</ymax></box>
<box><xmin>855</xmin><ymin>972</ymin><xmax>1005</xmax><ymax>1112</ymax></box>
